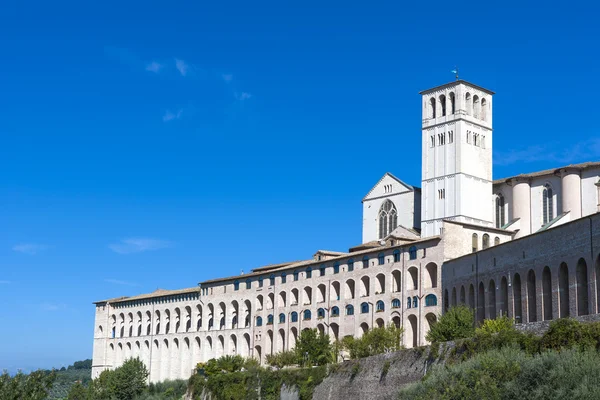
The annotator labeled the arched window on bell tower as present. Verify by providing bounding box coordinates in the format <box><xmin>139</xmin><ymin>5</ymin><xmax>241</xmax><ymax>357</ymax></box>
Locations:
<box><xmin>465</xmin><ymin>92</ymin><xmax>472</xmax><ymax>116</ymax></box>
<box><xmin>439</xmin><ymin>94</ymin><xmax>446</xmax><ymax>116</ymax></box>
<box><xmin>378</xmin><ymin>200</ymin><xmax>398</xmax><ymax>239</ymax></box>
<box><xmin>542</xmin><ymin>184</ymin><xmax>554</xmax><ymax>225</ymax></box>
<box><xmin>449</xmin><ymin>92</ymin><xmax>456</xmax><ymax>114</ymax></box>
<box><xmin>429</xmin><ymin>97</ymin><xmax>436</xmax><ymax>119</ymax></box>
<box><xmin>495</xmin><ymin>193</ymin><xmax>506</xmax><ymax>228</ymax></box>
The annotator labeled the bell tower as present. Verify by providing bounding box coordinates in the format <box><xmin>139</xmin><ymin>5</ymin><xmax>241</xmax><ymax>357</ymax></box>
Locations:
<box><xmin>420</xmin><ymin>80</ymin><xmax>494</xmax><ymax>238</ymax></box>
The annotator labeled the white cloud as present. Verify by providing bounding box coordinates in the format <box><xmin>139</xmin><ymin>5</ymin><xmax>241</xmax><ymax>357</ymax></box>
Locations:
<box><xmin>175</xmin><ymin>59</ymin><xmax>189</xmax><ymax>76</ymax></box>
<box><xmin>495</xmin><ymin>137</ymin><xmax>600</xmax><ymax>166</ymax></box>
<box><xmin>12</xmin><ymin>243</ymin><xmax>50</xmax><ymax>255</ymax></box>
<box><xmin>162</xmin><ymin>109</ymin><xmax>183</xmax><ymax>122</ymax></box>
<box><xmin>104</xmin><ymin>278</ymin><xmax>139</xmax><ymax>287</ymax></box>
<box><xmin>145</xmin><ymin>61</ymin><xmax>163</xmax><ymax>73</ymax></box>
<box><xmin>222</xmin><ymin>74</ymin><xmax>233</xmax><ymax>83</ymax></box>
<box><xmin>235</xmin><ymin>92</ymin><xmax>252</xmax><ymax>101</ymax></box>
<box><xmin>109</xmin><ymin>238</ymin><xmax>172</xmax><ymax>254</ymax></box>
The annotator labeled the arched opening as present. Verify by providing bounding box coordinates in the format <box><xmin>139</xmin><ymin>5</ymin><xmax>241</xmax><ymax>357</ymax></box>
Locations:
<box><xmin>559</xmin><ymin>262</ymin><xmax>570</xmax><ymax>317</ymax></box>
<box><xmin>360</xmin><ymin>322</ymin><xmax>369</xmax><ymax>336</ymax></box>
<box><xmin>472</xmin><ymin>233</ymin><xmax>478</xmax><ymax>253</ymax></box>
<box><xmin>424</xmin><ymin>262</ymin><xmax>437</xmax><ymax>288</ymax></box>
<box><xmin>160</xmin><ymin>339</ymin><xmax>170</xmax><ymax>381</ymax></box>
<box><xmin>500</xmin><ymin>277</ymin><xmax>508</xmax><ymax>317</ymax></box>
<box><xmin>290</xmin><ymin>327</ymin><xmax>298</xmax><ymax>350</ymax></box>
<box><xmin>204</xmin><ymin>336</ymin><xmax>213</xmax><ymax>361</ymax></box>
<box><xmin>242</xmin><ymin>334</ymin><xmax>250</xmax><ymax>358</ymax></box>
<box><xmin>527</xmin><ymin>270</ymin><xmax>537</xmax><ymax>322</ymax></box>
<box><xmin>330</xmin><ymin>281</ymin><xmax>341</xmax><ymax>301</ymax></box>
<box><xmin>468</xmin><ymin>284</ymin><xmax>475</xmax><ymax>309</ymax></box>
<box><xmin>449</xmin><ymin>92</ymin><xmax>455</xmax><ymax>114</ymax></box>
<box><xmin>392</xmin><ymin>315</ymin><xmax>401</xmax><ymax>329</ymax></box>
<box><xmin>303</xmin><ymin>286</ymin><xmax>312</xmax><ymax>305</ymax></box>
<box><xmin>481</xmin><ymin>98</ymin><xmax>487</xmax><ymax>121</ymax></box>
<box><xmin>488</xmin><ymin>280</ymin><xmax>496</xmax><ymax>319</ymax></box>
<box><xmin>542</xmin><ymin>184</ymin><xmax>554</xmax><ymax>225</ymax></box>
<box><xmin>392</xmin><ymin>270</ymin><xmax>401</xmax><ymax>292</ymax></box>
<box><xmin>378</xmin><ymin>200</ymin><xmax>398</xmax><ymax>239</ymax></box>
<box><xmin>473</xmin><ymin>95</ymin><xmax>480</xmax><ymax>118</ymax></box>
<box><xmin>407</xmin><ymin>315</ymin><xmax>418</xmax><ymax>348</ymax></box>
<box><xmin>576</xmin><ymin>258</ymin><xmax>589</xmax><ymax>316</ymax></box>
<box><xmin>408</xmin><ymin>267</ymin><xmax>418</xmax><ymax>290</ymax></box>
<box><xmin>330</xmin><ymin>323</ymin><xmax>339</xmax><ymax>342</ymax></box>
<box><xmin>279</xmin><ymin>291</ymin><xmax>286</xmax><ymax>308</ymax></box>
<box><xmin>278</xmin><ymin>329</ymin><xmax>285</xmax><ymax>353</ymax></box>
<box><xmin>360</xmin><ymin>276</ymin><xmax>370</xmax><ymax>297</ymax></box>
<box><xmin>345</xmin><ymin>279</ymin><xmax>355</xmax><ymax>300</ymax></box>
<box><xmin>244</xmin><ymin>300</ymin><xmax>252</xmax><ymax>328</ymax></box>
<box><xmin>465</xmin><ymin>92</ymin><xmax>472</xmax><ymax>116</ymax></box>
<box><xmin>375</xmin><ymin>318</ymin><xmax>384</xmax><ymax>328</ymax></box>
<box><xmin>217</xmin><ymin>335</ymin><xmax>225</xmax><ymax>359</ymax></box>
<box><xmin>477</xmin><ymin>282</ymin><xmax>485</xmax><ymax>323</ymax></box>
<box><xmin>425</xmin><ymin>313</ymin><xmax>437</xmax><ymax>337</ymax></box>
<box><xmin>254</xmin><ymin>345</ymin><xmax>262</xmax><ymax>364</ymax></box>
<box><xmin>317</xmin><ymin>323</ymin><xmax>325</xmax><ymax>337</ymax></box>
<box><xmin>542</xmin><ymin>267</ymin><xmax>552</xmax><ymax>320</ymax></box>
<box><xmin>443</xmin><ymin>289</ymin><xmax>449</xmax><ymax>312</ymax></box>
<box><xmin>256</xmin><ymin>295</ymin><xmax>264</xmax><ymax>311</ymax></box>
<box><xmin>439</xmin><ymin>94</ymin><xmax>446</xmax><ymax>116</ymax></box>
<box><xmin>460</xmin><ymin>285</ymin><xmax>466</xmax><ymax>304</ymax></box>
<box><xmin>482</xmin><ymin>234</ymin><xmax>490</xmax><ymax>250</ymax></box>
<box><xmin>267</xmin><ymin>293</ymin><xmax>275</xmax><ymax>310</ymax></box>
<box><xmin>376</xmin><ymin>273</ymin><xmax>385</xmax><ymax>294</ymax></box>
<box><xmin>317</xmin><ymin>284</ymin><xmax>326</xmax><ymax>303</ymax></box>
<box><xmin>451</xmin><ymin>287</ymin><xmax>457</xmax><ymax>306</ymax></box>
<box><xmin>429</xmin><ymin>97</ymin><xmax>436</xmax><ymax>119</ymax></box>
<box><xmin>291</xmin><ymin>288</ymin><xmax>299</xmax><ymax>305</ymax></box>
<box><xmin>514</xmin><ymin>273</ymin><xmax>523</xmax><ymax>323</ymax></box>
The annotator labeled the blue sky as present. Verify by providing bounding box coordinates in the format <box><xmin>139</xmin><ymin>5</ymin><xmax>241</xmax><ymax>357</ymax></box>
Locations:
<box><xmin>1</xmin><ymin>0</ymin><xmax>599</xmax><ymax>371</ymax></box>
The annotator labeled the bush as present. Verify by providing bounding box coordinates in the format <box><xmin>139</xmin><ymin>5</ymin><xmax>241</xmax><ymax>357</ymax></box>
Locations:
<box><xmin>294</xmin><ymin>329</ymin><xmax>332</xmax><ymax>366</ymax></box>
<box><xmin>475</xmin><ymin>315</ymin><xmax>514</xmax><ymax>335</ymax></box>
<box><xmin>342</xmin><ymin>324</ymin><xmax>404</xmax><ymax>359</ymax></box>
<box><xmin>266</xmin><ymin>350</ymin><xmax>298</xmax><ymax>368</ymax></box>
<box><xmin>0</xmin><ymin>370</ymin><xmax>56</xmax><ymax>400</ymax></box>
<box><xmin>425</xmin><ymin>306</ymin><xmax>474</xmax><ymax>343</ymax></box>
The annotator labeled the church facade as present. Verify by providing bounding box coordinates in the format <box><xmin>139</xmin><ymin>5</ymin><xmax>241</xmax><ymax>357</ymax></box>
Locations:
<box><xmin>91</xmin><ymin>79</ymin><xmax>600</xmax><ymax>383</ymax></box>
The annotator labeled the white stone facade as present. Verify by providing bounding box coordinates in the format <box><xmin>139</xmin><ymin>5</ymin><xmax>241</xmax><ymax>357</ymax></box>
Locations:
<box><xmin>92</xmin><ymin>78</ymin><xmax>600</xmax><ymax>383</ymax></box>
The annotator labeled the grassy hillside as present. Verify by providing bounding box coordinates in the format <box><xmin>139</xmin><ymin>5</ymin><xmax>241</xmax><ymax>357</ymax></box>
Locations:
<box><xmin>45</xmin><ymin>359</ymin><xmax>92</xmax><ymax>400</ymax></box>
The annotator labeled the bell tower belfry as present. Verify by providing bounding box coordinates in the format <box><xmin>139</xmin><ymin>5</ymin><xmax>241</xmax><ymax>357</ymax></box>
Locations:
<box><xmin>420</xmin><ymin>80</ymin><xmax>494</xmax><ymax>238</ymax></box>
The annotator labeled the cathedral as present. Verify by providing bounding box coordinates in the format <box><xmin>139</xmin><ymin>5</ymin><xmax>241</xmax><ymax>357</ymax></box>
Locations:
<box><xmin>91</xmin><ymin>79</ymin><xmax>600</xmax><ymax>383</ymax></box>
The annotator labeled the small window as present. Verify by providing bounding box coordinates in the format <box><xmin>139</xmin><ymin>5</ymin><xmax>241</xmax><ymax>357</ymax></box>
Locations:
<box><xmin>409</xmin><ymin>246</ymin><xmax>417</xmax><ymax>260</ymax></box>
<box><xmin>392</xmin><ymin>298</ymin><xmax>401</xmax><ymax>308</ymax></box>
<box><xmin>363</xmin><ymin>256</ymin><xmax>369</xmax><ymax>268</ymax></box>
<box><xmin>306</xmin><ymin>267</ymin><xmax>312</xmax><ymax>279</ymax></box>
<box><xmin>234</xmin><ymin>280</ymin><xmax>240</xmax><ymax>291</ymax></box>
<box><xmin>258</xmin><ymin>277</ymin><xmax>263</xmax><ymax>288</ymax></box>
<box><xmin>256</xmin><ymin>317</ymin><xmax>263</xmax><ymax>327</ymax></box>
<box><xmin>281</xmin><ymin>273</ymin><xmax>287</xmax><ymax>284</ymax></box>
<box><xmin>269</xmin><ymin>274</ymin><xmax>275</xmax><ymax>286</ymax></box>
<box><xmin>348</xmin><ymin>259</ymin><xmax>354</xmax><ymax>272</ymax></box>
<box><xmin>279</xmin><ymin>313</ymin><xmax>285</xmax><ymax>323</ymax></box>
<box><xmin>333</xmin><ymin>263</ymin><xmax>340</xmax><ymax>274</ymax></box>
<box><xmin>482</xmin><ymin>234</ymin><xmax>490</xmax><ymax>250</ymax></box>
<box><xmin>430</xmin><ymin>136</ymin><xmax>435</xmax><ymax>148</ymax></box>
<box><xmin>331</xmin><ymin>306</ymin><xmax>340</xmax><ymax>317</ymax></box>
<box><xmin>291</xmin><ymin>312</ymin><xmax>298</xmax><ymax>323</ymax></box>
<box><xmin>472</xmin><ymin>233</ymin><xmax>478</xmax><ymax>253</ymax></box>
<box><xmin>413</xmin><ymin>296</ymin><xmax>418</xmax><ymax>308</ymax></box>
<box><xmin>378</xmin><ymin>253</ymin><xmax>385</xmax><ymax>265</ymax></box>
<box><xmin>407</xmin><ymin>297</ymin><xmax>412</xmax><ymax>309</ymax></box>
<box><xmin>320</xmin><ymin>265</ymin><xmax>326</xmax><ymax>277</ymax></box>
<box><xmin>346</xmin><ymin>305</ymin><xmax>354</xmax><ymax>316</ymax></box>
<box><xmin>393</xmin><ymin>250</ymin><xmax>400</xmax><ymax>263</ymax></box>
<box><xmin>376</xmin><ymin>300</ymin><xmax>385</xmax><ymax>312</ymax></box>
<box><xmin>246</xmin><ymin>279</ymin><xmax>251</xmax><ymax>289</ymax></box>
<box><xmin>361</xmin><ymin>302</ymin><xmax>369</xmax><ymax>314</ymax></box>
<box><xmin>303</xmin><ymin>310</ymin><xmax>311</xmax><ymax>320</ymax></box>
<box><xmin>293</xmin><ymin>271</ymin><xmax>299</xmax><ymax>281</ymax></box>
<box><xmin>425</xmin><ymin>294</ymin><xmax>437</xmax><ymax>307</ymax></box>
<box><xmin>494</xmin><ymin>237</ymin><xmax>500</xmax><ymax>246</ymax></box>
<box><xmin>317</xmin><ymin>308</ymin><xmax>325</xmax><ymax>319</ymax></box>
<box><xmin>267</xmin><ymin>314</ymin><xmax>274</xmax><ymax>325</ymax></box>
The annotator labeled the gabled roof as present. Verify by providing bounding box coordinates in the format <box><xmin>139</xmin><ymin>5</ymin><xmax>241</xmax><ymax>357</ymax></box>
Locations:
<box><xmin>362</xmin><ymin>172</ymin><xmax>417</xmax><ymax>202</ymax></box>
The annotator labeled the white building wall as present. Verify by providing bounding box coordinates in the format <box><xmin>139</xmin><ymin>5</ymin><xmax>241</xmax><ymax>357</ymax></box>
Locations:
<box><xmin>581</xmin><ymin>168</ymin><xmax>600</xmax><ymax>215</ymax></box>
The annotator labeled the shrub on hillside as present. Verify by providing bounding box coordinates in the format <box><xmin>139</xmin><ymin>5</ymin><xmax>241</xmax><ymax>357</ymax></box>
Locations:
<box><xmin>342</xmin><ymin>324</ymin><xmax>404</xmax><ymax>359</ymax></box>
<box><xmin>425</xmin><ymin>306</ymin><xmax>475</xmax><ymax>343</ymax></box>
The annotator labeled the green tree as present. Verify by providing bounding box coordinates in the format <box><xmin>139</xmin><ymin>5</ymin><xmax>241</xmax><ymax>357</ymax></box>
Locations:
<box><xmin>342</xmin><ymin>324</ymin><xmax>404</xmax><ymax>359</ymax></box>
<box><xmin>0</xmin><ymin>370</ymin><xmax>56</xmax><ymax>400</ymax></box>
<box><xmin>266</xmin><ymin>350</ymin><xmax>298</xmax><ymax>368</ymax></box>
<box><xmin>109</xmin><ymin>358</ymin><xmax>149</xmax><ymax>400</ymax></box>
<box><xmin>295</xmin><ymin>329</ymin><xmax>332</xmax><ymax>366</ymax></box>
<box><xmin>67</xmin><ymin>381</ymin><xmax>88</xmax><ymax>400</ymax></box>
<box><xmin>426</xmin><ymin>305</ymin><xmax>475</xmax><ymax>343</ymax></box>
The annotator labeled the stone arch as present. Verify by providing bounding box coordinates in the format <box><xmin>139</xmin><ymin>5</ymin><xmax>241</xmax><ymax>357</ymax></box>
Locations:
<box><xmin>241</xmin><ymin>333</ymin><xmax>251</xmax><ymax>358</ymax></box>
<box><xmin>460</xmin><ymin>285</ymin><xmax>466</xmax><ymax>304</ymax></box>
<box><xmin>375</xmin><ymin>318</ymin><xmax>385</xmax><ymax>328</ymax></box>
<box><xmin>392</xmin><ymin>270</ymin><xmax>401</xmax><ymax>292</ymax></box>
<box><xmin>267</xmin><ymin>330</ymin><xmax>274</xmax><ymax>355</ymax></box>
<box><xmin>303</xmin><ymin>286</ymin><xmax>312</xmax><ymax>305</ymax></box>
<box><xmin>160</xmin><ymin>339</ymin><xmax>170</xmax><ymax>381</ymax></box>
<box><xmin>174</xmin><ymin>308</ymin><xmax>181</xmax><ymax>333</ymax></box>
<box><xmin>527</xmin><ymin>270</ymin><xmax>537</xmax><ymax>322</ymax></box>
<box><xmin>291</xmin><ymin>288</ymin><xmax>299</xmax><ymax>305</ymax></box>
<box><xmin>477</xmin><ymin>282</ymin><xmax>485</xmax><ymax>323</ymax></box>
<box><xmin>576</xmin><ymin>258</ymin><xmax>589</xmax><ymax>316</ymax></box>
<box><xmin>542</xmin><ymin>267</ymin><xmax>552</xmax><ymax>320</ymax></box>
<box><xmin>488</xmin><ymin>279</ymin><xmax>496</xmax><ymax>319</ymax></box>
<box><xmin>443</xmin><ymin>289</ymin><xmax>449</xmax><ymax>312</ymax></box>
<box><xmin>290</xmin><ymin>327</ymin><xmax>298</xmax><ymax>350</ymax></box>
<box><xmin>376</xmin><ymin>273</ymin><xmax>385</xmax><ymax>294</ymax></box>
<box><xmin>279</xmin><ymin>291</ymin><xmax>287</xmax><ymax>308</ymax></box>
<box><xmin>164</xmin><ymin>309</ymin><xmax>171</xmax><ymax>334</ymax></box>
<box><xmin>254</xmin><ymin>345</ymin><xmax>262</xmax><ymax>364</ymax></box>
<box><xmin>267</xmin><ymin>293</ymin><xmax>275</xmax><ymax>310</ymax></box>
<box><xmin>231</xmin><ymin>300</ymin><xmax>239</xmax><ymax>329</ymax></box>
<box><xmin>317</xmin><ymin>323</ymin><xmax>325</xmax><ymax>336</ymax></box>
<box><xmin>256</xmin><ymin>295</ymin><xmax>264</xmax><ymax>311</ymax></box>
<box><xmin>345</xmin><ymin>279</ymin><xmax>355</xmax><ymax>300</ymax></box>
<box><xmin>317</xmin><ymin>284</ymin><xmax>326</xmax><ymax>303</ymax></box>
<box><xmin>451</xmin><ymin>287</ymin><xmax>457</xmax><ymax>306</ymax></box>
<box><xmin>407</xmin><ymin>314</ymin><xmax>418</xmax><ymax>348</ymax></box>
<box><xmin>278</xmin><ymin>329</ymin><xmax>285</xmax><ymax>352</ymax></box>
<box><xmin>499</xmin><ymin>277</ymin><xmax>508</xmax><ymax>317</ymax></box>
<box><xmin>513</xmin><ymin>273</ymin><xmax>523</xmax><ymax>323</ymax></box>
<box><xmin>360</xmin><ymin>322</ymin><xmax>369</xmax><ymax>336</ymax></box>
<box><xmin>408</xmin><ymin>267</ymin><xmax>418</xmax><ymax>290</ymax></box>
<box><xmin>360</xmin><ymin>276</ymin><xmax>370</xmax><ymax>297</ymax></box>
<box><xmin>559</xmin><ymin>262</ymin><xmax>570</xmax><ymax>318</ymax></box>
<box><xmin>171</xmin><ymin>338</ymin><xmax>180</xmax><ymax>379</ymax></box>
<box><xmin>425</xmin><ymin>313</ymin><xmax>437</xmax><ymax>336</ymax></box>
<box><xmin>229</xmin><ymin>334</ymin><xmax>237</xmax><ymax>355</ymax></box>
<box><xmin>468</xmin><ymin>284</ymin><xmax>475</xmax><ymax>309</ymax></box>
<box><xmin>151</xmin><ymin>339</ymin><xmax>160</xmax><ymax>381</ymax></box>
<box><xmin>184</xmin><ymin>306</ymin><xmax>192</xmax><ymax>333</ymax></box>
<box><xmin>330</xmin><ymin>281</ymin><xmax>341</xmax><ymax>301</ymax></box>
<box><xmin>392</xmin><ymin>315</ymin><xmax>401</xmax><ymax>329</ymax></box>
<box><xmin>244</xmin><ymin>300</ymin><xmax>252</xmax><ymax>328</ymax></box>
<box><xmin>216</xmin><ymin>335</ymin><xmax>225</xmax><ymax>359</ymax></box>
<box><xmin>218</xmin><ymin>302</ymin><xmax>226</xmax><ymax>329</ymax></box>
<box><xmin>207</xmin><ymin>303</ymin><xmax>214</xmax><ymax>330</ymax></box>
<box><xmin>204</xmin><ymin>336</ymin><xmax>213</xmax><ymax>360</ymax></box>
<box><xmin>196</xmin><ymin>305</ymin><xmax>203</xmax><ymax>331</ymax></box>
<box><xmin>424</xmin><ymin>262</ymin><xmax>437</xmax><ymax>288</ymax></box>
